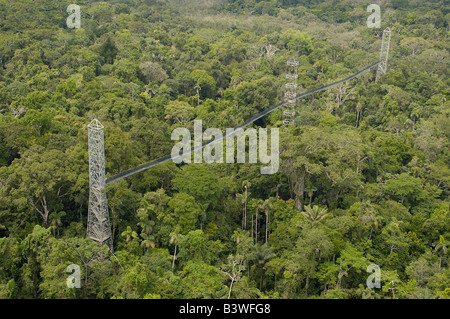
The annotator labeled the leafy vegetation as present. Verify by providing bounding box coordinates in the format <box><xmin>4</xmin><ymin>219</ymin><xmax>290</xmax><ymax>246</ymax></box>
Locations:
<box><xmin>0</xmin><ymin>0</ymin><xmax>449</xmax><ymax>299</ymax></box>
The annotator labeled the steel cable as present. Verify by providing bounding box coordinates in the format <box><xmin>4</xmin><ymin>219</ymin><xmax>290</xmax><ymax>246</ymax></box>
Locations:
<box><xmin>105</xmin><ymin>61</ymin><xmax>380</xmax><ymax>185</ymax></box>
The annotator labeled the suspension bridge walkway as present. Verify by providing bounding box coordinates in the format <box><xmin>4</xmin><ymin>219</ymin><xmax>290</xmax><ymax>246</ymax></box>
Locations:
<box><xmin>104</xmin><ymin>60</ymin><xmax>381</xmax><ymax>185</ymax></box>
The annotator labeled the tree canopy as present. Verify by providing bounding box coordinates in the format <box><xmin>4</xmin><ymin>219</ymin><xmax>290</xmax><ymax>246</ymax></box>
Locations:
<box><xmin>0</xmin><ymin>0</ymin><xmax>448</xmax><ymax>300</ymax></box>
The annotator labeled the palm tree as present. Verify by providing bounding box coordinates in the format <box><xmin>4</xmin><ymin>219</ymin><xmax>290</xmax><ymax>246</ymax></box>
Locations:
<box><xmin>242</xmin><ymin>182</ymin><xmax>251</xmax><ymax>230</ymax></box>
<box><xmin>121</xmin><ymin>226</ymin><xmax>138</xmax><ymax>243</ymax></box>
<box><xmin>253</xmin><ymin>199</ymin><xmax>265</xmax><ymax>244</ymax></box>
<box><xmin>263</xmin><ymin>198</ymin><xmax>275</xmax><ymax>244</ymax></box>
<box><xmin>434</xmin><ymin>236</ymin><xmax>449</xmax><ymax>269</ymax></box>
<box><xmin>236</xmin><ymin>183</ymin><xmax>250</xmax><ymax>230</ymax></box>
<box><xmin>270</xmin><ymin>181</ymin><xmax>284</xmax><ymax>199</ymax></box>
<box><xmin>140</xmin><ymin>233</ymin><xmax>155</xmax><ymax>254</ymax></box>
<box><xmin>304</xmin><ymin>183</ymin><xmax>317</xmax><ymax>206</ymax></box>
<box><xmin>49</xmin><ymin>211</ymin><xmax>66</xmax><ymax>237</ymax></box>
<box><xmin>301</xmin><ymin>205</ymin><xmax>329</xmax><ymax>222</ymax></box>
<box><xmin>169</xmin><ymin>228</ymin><xmax>184</xmax><ymax>272</ymax></box>
<box><xmin>194</xmin><ymin>84</ymin><xmax>201</xmax><ymax>109</ymax></box>
<box><xmin>250</xmin><ymin>244</ymin><xmax>276</xmax><ymax>291</ymax></box>
<box><xmin>137</xmin><ymin>215</ymin><xmax>155</xmax><ymax>238</ymax></box>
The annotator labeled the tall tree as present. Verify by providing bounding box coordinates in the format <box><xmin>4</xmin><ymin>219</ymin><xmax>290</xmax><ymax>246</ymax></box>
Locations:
<box><xmin>169</xmin><ymin>228</ymin><xmax>183</xmax><ymax>272</ymax></box>
<box><xmin>99</xmin><ymin>37</ymin><xmax>118</xmax><ymax>64</ymax></box>
<box><xmin>250</xmin><ymin>243</ymin><xmax>275</xmax><ymax>291</ymax></box>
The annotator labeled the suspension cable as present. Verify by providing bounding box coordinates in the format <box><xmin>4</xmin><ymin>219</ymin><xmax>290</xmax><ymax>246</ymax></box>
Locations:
<box><xmin>105</xmin><ymin>61</ymin><xmax>381</xmax><ymax>185</ymax></box>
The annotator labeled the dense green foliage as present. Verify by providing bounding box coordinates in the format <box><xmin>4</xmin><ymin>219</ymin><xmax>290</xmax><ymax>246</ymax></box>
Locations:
<box><xmin>0</xmin><ymin>0</ymin><xmax>449</xmax><ymax>299</ymax></box>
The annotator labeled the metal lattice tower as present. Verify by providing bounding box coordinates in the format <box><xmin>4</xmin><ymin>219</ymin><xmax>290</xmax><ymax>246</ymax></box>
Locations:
<box><xmin>283</xmin><ymin>57</ymin><xmax>299</xmax><ymax>125</ymax></box>
<box><xmin>375</xmin><ymin>27</ymin><xmax>391</xmax><ymax>83</ymax></box>
<box><xmin>87</xmin><ymin>119</ymin><xmax>113</xmax><ymax>251</ymax></box>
